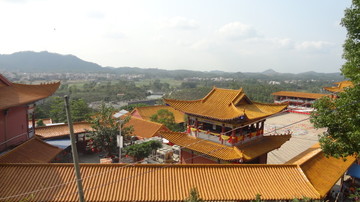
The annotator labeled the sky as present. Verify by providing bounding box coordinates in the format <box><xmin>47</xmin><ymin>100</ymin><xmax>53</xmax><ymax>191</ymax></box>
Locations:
<box><xmin>0</xmin><ymin>0</ymin><xmax>352</xmax><ymax>73</ymax></box>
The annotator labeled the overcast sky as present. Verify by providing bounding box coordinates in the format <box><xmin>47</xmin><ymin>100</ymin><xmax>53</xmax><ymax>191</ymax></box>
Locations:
<box><xmin>0</xmin><ymin>0</ymin><xmax>351</xmax><ymax>73</ymax></box>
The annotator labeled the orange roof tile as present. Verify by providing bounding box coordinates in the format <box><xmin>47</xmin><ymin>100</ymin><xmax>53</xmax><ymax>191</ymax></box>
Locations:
<box><xmin>125</xmin><ymin>116</ymin><xmax>168</xmax><ymax>139</ymax></box>
<box><xmin>286</xmin><ymin>143</ymin><xmax>356</xmax><ymax>197</ymax></box>
<box><xmin>164</xmin><ymin>87</ymin><xmax>287</xmax><ymax>121</ymax></box>
<box><xmin>35</xmin><ymin>122</ymin><xmax>92</xmax><ymax>139</ymax></box>
<box><xmin>0</xmin><ymin>81</ymin><xmax>60</xmax><ymax>110</ymax></box>
<box><xmin>323</xmin><ymin>80</ymin><xmax>354</xmax><ymax>93</ymax></box>
<box><xmin>0</xmin><ymin>163</ymin><xmax>320</xmax><ymax>201</ymax></box>
<box><xmin>0</xmin><ymin>137</ymin><xmax>62</xmax><ymax>163</ymax></box>
<box><xmin>161</xmin><ymin>131</ymin><xmax>290</xmax><ymax>161</ymax></box>
<box><xmin>131</xmin><ymin>105</ymin><xmax>185</xmax><ymax>123</ymax></box>
<box><xmin>272</xmin><ymin>91</ymin><xmax>328</xmax><ymax>99</ymax></box>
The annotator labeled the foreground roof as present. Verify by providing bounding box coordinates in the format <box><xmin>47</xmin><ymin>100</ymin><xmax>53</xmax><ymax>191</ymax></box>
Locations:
<box><xmin>36</xmin><ymin>122</ymin><xmax>92</xmax><ymax>139</ymax></box>
<box><xmin>323</xmin><ymin>80</ymin><xmax>354</xmax><ymax>93</ymax></box>
<box><xmin>161</xmin><ymin>131</ymin><xmax>291</xmax><ymax>161</ymax></box>
<box><xmin>0</xmin><ymin>74</ymin><xmax>60</xmax><ymax>110</ymax></box>
<box><xmin>272</xmin><ymin>91</ymin><xmax>328</xmax><ymax>99</ymax></box>
<box><xmin>164</xmin><ymin>87</ymin><xmax>287</xmax><ymax>121</ymax></box>
<box><xmin>0</xmin><ymin>137</ymin><xmax>62</xmax><ymax>163</ymax></box>
<box><xmin>125</xmin><ymin>116</ymin><xmax>168</xmax><ymax>139</ymax></box>
<box><xmin>287</xmin><ymin>143</ymin><xmax>356</xmax><ymax>197</ymax></box>
<box><xmin>131</xmin><ymin>105</ymin><xmax>184</xmax><ymax>123</ymax></box>
<box><xmin>0</xmin><ymin>163</ymin><xmax>320</xmax><ymax>201</ymax></box>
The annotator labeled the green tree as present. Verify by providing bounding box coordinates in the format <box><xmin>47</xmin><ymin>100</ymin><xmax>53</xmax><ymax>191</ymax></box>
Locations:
<box><xmin>49</xmin><ymin>97</ymin><xmax>67</xmax><ymax>123</ymax></box>
<box><xmin>311</xmin><ymin>0</ymin><xmax>360</xmax><ymax>158</ymax></box>
<box><xmin>88</xmin><ymin>104</ymin><xmax>133</xmax><ymax>157</ymax></box>
<box><xmin>124</xmin><ymin>140</ymin><xmax>162</xmax><ymax>161</ymax></box>
<box><xmin>150</xmin><ymin>109</ymin><xmax>183</xmax><ymax>132</ymax></box>
<box><xmin>183</xmin><ymin>187</ymin><xmax>203</xmax><ymax>202</ymax></box>
<box><xmin>71</xmin><ymin>98</ymin><xmax>92</xmax><ymax>122</ymax></box>
<box><xmin>120</xmin><ymin>103</ymin><xmax>149</xmax><ymax>112</ymax></box>
<box><xmin>36</xmin><ymin>119</ymin><xmax>45</xmax><ymax>127</ymax></box>
<box><xmin>48</xmin><ymin>97</ymin><xmax>92</xmax><ymax>123</ymax></box>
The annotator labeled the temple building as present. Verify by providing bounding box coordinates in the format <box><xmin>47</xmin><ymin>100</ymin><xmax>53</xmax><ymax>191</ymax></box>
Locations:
<box><xmin>272</xmin><ymin>91</ymin><xmax>329</xmax><ymax>114</ymax></box>
<box><xmin>323</xmin><ymin>80</ymin><xmax>354</xmax><ymax>94</ymax></box>
<box><xmin>162</xmin><ymin>87</ymin><xmax>290</xmax><ymax>164</ymax></box>
<box><xmin>0</xmin><ymin>74</ymin><xmax>60</xmax><ymax>151</ymax></box>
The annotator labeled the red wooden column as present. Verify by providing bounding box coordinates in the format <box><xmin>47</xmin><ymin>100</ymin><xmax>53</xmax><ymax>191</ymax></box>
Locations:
<box><xmin>261</xmin><ymin>120</ymin><xmax>265</xmax><ymax>135</ymax></box>
<box><xmin>256</xmin><ymin>122</ymin><xmax>260</xmax><ymax>136</ymax></box>
<box><xmin>239</xmin><ymin>127</ymin><xmax>243</xmax><ymax>142</ymax></box>
<box><xmin>231</xmin><ymin>128</ymin><xmax>236</xmax><ymax>145</ymax></box>
<box><xmin>187</xmin><ymin>117</ymin><xmax>191</xmax><ymax>134</ymax></box>
<box><xmin>221</xmin><ymin>124</ymin><xmax>225</xmax><ymax>144</ymax></box>
<box><xmin>195</xmin><ymin>119</ymin><xmax>198</xmax><ymax>137</ymax></box>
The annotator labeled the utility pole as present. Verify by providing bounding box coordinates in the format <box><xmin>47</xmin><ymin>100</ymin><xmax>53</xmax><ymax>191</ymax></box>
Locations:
<box><xmin>113</xmin><ymin>110</ymin><xmax>128</xmax><ymax>163</ymax></box>
<box><xmin>64</xmin><ymin>95</ymin><xmax>85</xmax><ymax>202</ymax></box>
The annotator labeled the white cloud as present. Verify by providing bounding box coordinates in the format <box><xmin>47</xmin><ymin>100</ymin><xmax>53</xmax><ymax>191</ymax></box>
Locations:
<box><xmin>162</xmin><ymin>16</ymin><xmax>199</xmax><ymax>30</ymax></box>
<box><xmin>295</xmin><ymin>41</ymin><xmax>332</xmax><ymax>51</ymax></box>
<box><xmin>218</xmin><ymin>22</ymin><xmax>258</xmax><ymax>40</ymax></box>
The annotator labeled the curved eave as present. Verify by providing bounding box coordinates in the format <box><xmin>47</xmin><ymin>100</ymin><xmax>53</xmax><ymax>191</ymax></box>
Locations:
<box><xmin>0</xmin><ymin>82</ymin><xmax>60</xmax><ymax>110</ymax></box>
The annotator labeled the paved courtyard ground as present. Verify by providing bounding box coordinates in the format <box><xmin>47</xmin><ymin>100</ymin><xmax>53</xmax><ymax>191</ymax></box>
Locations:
<box><xmin>265</xmin><ymin>112</ymin><xmax>326</xmax><ymax>164</ymax></box>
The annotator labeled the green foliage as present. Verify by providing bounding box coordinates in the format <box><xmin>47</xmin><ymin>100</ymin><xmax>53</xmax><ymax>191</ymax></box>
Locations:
<box><xmin>36</xmin><ymin>97</ymin><xmax>93</xmax><ymax>123</ymax></box>
<box><xmin>251</xmin><ymin>194</ymin><xmax>262</xmax><ymax>202</ymax></box>
<box><xmin>124</xmin><ymin>140</ymin><xmax>162</xmax><ymax>161</ymax></box>
<box><xmin>36</xmin><ymin>119</ymin><xmax>45</xmax><ymax>127</ymax></box>
<box><xmin>88</xmin><ymin>103</ymin><xmax>133</xmax><ymax>156</ymax></box>
<box><xmin>341</xmin><ymin>0</ymin><xmax>360</xmax><ymax>84</ymax></box>
<box><xmin>183</xmin><ymin>187</ymin><xmax>203</xmax><ymax>202</ymax></box>
<box><xmin>54</xmin><ymin>80</ymin><xmax>147</xmax><ymax>103</ymax></box>
<box><xmin>120</xmin><ymin>103</ymin><xmax>149</xmax><ymax>112</ymax></box>
<box><xmin>18</xmin><ymin>194</ymin><xmax>34</xmax><ymax>202</ymax></box>
<box><xmin>349</xmin><ymin>187</ymin><xmax>360</xmax><ymax>201</ymax></box>
<box><xmin>150</xmin><ymin>109</ymin><xmax>184</xmax><ymax>132</ymax></box>
<box><xmin>49</xmin><ymin>97</ymin><xmax>67</xmax><ymax>123</ymax></box>
<box><xmin>292</xmin><ymin>196</ymin><xmax>312</xmax><ymax>202</ymax></box>
<box><xmin>311</xmin><ymin>0</ymin><xmax>360</xmax><ymax>159</ymax></box>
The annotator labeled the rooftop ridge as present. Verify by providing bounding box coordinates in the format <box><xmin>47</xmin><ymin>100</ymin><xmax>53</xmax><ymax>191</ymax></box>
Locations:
<box><xmin>0</xmin><ymin>74</ymin><xmax>12</xmax><ymax>86</ymax></box>
<box><xmin>35</xmin><ymin>121</ymin><xmax>89</xmax><ymax>129</ymax></box>
<box><xmin>0</xmin><ymin>162</ymin><xmax>300</xmax><ymax>168</ymax></box>
<box><xmin>129</xmin><ymin>116</ymin><xmax>164</xmax><ymax>126</ymax></box>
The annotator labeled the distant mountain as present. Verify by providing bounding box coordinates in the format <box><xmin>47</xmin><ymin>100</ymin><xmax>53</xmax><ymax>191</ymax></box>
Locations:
<box><xmin>261</xmin><ymin>69</ymin><xmax>279</xmax><ymax>75</ymax></box>
<box><xmin>0</xmin><ymin>51</ymin><xmax>103</xmax><ymax>72</ymax></box>
<box><xmin>0</xmin><ymin>51</ymin><xmax>344</xmax><ymax>81</ymax></box>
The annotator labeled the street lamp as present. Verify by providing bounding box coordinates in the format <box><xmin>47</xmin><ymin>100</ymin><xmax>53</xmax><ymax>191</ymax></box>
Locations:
<box><xmin>113</xmin><ymin>109</ymin><xmax>128</xmax><ymax>163</ymax></box>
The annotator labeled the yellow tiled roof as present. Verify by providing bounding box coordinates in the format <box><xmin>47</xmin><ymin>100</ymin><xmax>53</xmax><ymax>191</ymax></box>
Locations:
<box><xmin>323</xmin><ymin>80</ymin><xmax>354</xmax><ymax>93</ymax></box>
<box><xmin>239</xmin><ymin>135</ymin><xmax>292</xmax><ymax>160</ymax></box>
<box><xmin>164</xmin><ymin>87</ymin><xmax>287</xmax><ymax>121</ymax></box>
<box><xmin>161</xmin><ymin>131</ymin><xmax>242</xmax><ymax>160</ymax></box>
<box><xmin>0</xmin><ymin>137</ymin><xmax>62</xmax><ymax>163</ymax></box>
<box><xmin>125</xmin><ymin>116</ymin><xmax>168</xmax><ymax>139</ymax></box>
<box><xmin>35</xmin><ymin>122</ymin><xmax>92</xmax><ymax>139</ymax></box>
<box><xmin>131</xmin><ymin>105</ymin><xmax>185</xmax><ymax>123</ymax></box>
<box><xmin>0</xmin><ymin>163</ymin><xmax>320</xmax><ymax>201</ymax></box>
<box><xmin>0</xmin><ymin>81</ymin><xmax>60</xmax><ymax>110</ymax></box>
<box><xmin>161</xmin><ymin>131</ymin><xmax>290</xmax><ymax>161</ymax></box>
<box><xmin>286</xmin><ymin>143</ymin><xmax>356</xmax><ymax>197</ymax></box>
<box><xmin>272</xmin><ymin>91</ymin><xmax>328</xmax><ymax>99</ymax></box>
